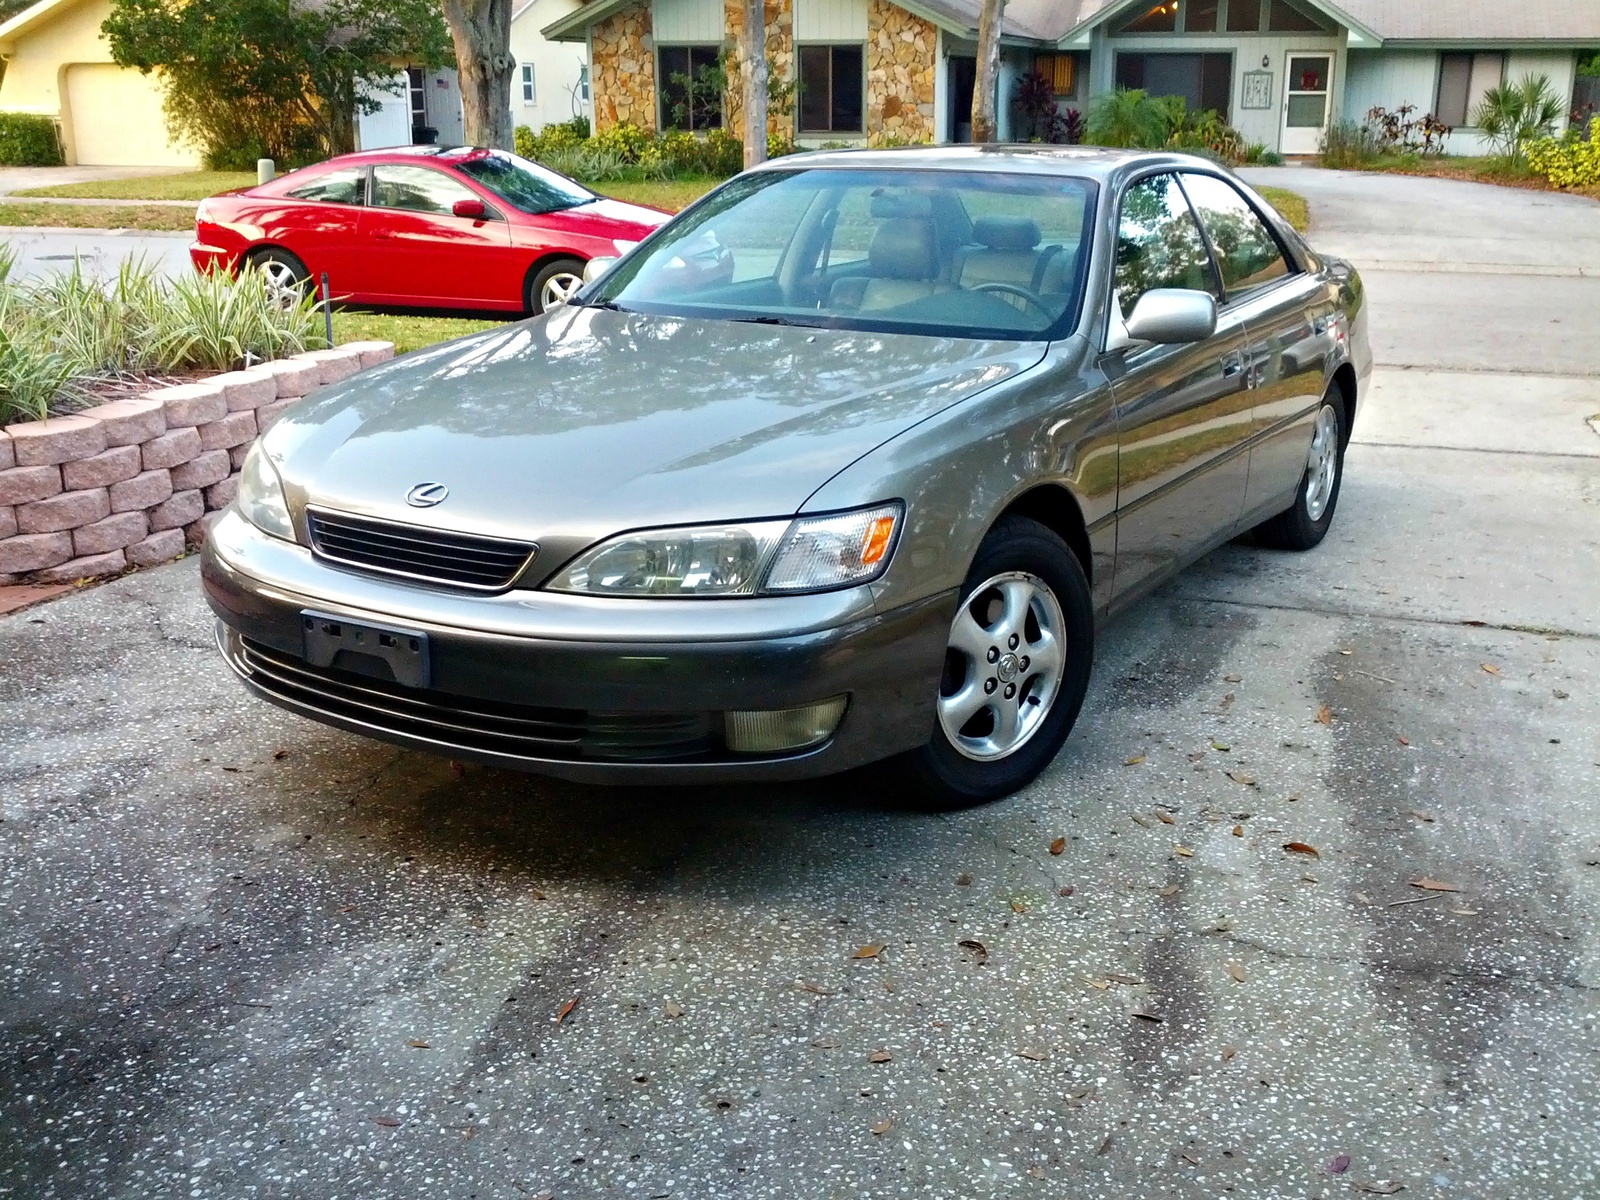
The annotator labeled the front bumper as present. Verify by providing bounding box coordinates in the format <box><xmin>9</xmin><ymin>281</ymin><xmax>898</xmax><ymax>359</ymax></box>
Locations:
<box><xmin>202</xmin><ymin>510</ymin><xmax>953</xmax><ymax>784</ymax></box>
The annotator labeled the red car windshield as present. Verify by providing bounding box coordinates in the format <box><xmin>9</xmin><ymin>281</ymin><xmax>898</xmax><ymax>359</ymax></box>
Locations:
<box><xmin>449</xmin><ymin>150</ymin><xmax>595</xmax><ymax>215</ymax></box>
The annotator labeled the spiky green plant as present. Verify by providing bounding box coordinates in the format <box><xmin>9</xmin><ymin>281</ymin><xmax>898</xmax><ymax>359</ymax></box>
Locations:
<box><xmin>1087</xmin><ymin>88</ymin><xmax>1169</xmax><ymax>149</ymax></box>
<box><xmin>1473</xmin><ymin>73</ymin><xmax>1565</xmax><ymax>165</ymax></box>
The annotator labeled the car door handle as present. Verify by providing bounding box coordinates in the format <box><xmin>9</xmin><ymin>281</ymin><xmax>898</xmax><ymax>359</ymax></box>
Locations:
<box><xmin>1222</xmin><ymin>354</ymin><xmax>1246</xmax><ymax>377</ymax></box>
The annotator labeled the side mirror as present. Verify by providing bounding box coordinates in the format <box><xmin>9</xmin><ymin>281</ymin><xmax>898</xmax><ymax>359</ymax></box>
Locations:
<box><xmin>582</xmin><ymin>256</ymin><xmax>619</xmax><ymax>284</ymax></box>
<box><xmin>1124</xmin><ymin>288</ymin><xmax>1218</xmax><ymax>345</ymax></box>
<box><xmin>452</xmin><ymin>198</ymin><xmax>487</xmax><ymax>220</ymax></box>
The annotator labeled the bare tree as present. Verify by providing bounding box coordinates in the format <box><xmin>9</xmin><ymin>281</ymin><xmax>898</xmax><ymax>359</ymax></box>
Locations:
<box><xmin>440</xmin><ymin>0</ymin><xmax>516</xmax><ymax>149</ymax></box>
<box><xmin>971</xmin><ymin>0</ymin><xmax>1004</xmax><ymax>143</ymax></box>
<box><xmin>738</xmin><ymin>0</ymin><xmax>769</xmax><ymax>168</ymax></box>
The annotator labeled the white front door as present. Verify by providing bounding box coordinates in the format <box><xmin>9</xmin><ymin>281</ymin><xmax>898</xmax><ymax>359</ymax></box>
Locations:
<box><xmin>1281</xmin><ymin>53</ymin><xmax>1332</xmax><ymax>155</ymax></box>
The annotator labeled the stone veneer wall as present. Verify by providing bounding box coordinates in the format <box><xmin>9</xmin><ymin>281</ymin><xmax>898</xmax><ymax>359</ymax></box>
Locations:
<box><xmin>723</xmin><ymin>0</ymin><xmax>794</xmax><ymax>141</ymax></box>
<box><xmin>0</xmin><ymin>341</ymin><xmax>394</xmax><ymax>585</ymax></box>
<box><xmin>592</xmin><ymin>2</ymin><xmax>658</xmax><ymax>132</ymax></box>
<box><xmin>865</xmin><ymin>0</ymin><xmax>935</xmax><ymax>145</ymax></box>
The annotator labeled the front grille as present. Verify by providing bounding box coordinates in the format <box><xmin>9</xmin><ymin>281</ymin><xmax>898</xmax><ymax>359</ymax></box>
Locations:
<box><xmin>233</xmin><ymin>636</ymin><xmax>718</xmax><ymax>762</ymax></box>
<box><xmin>306</xmin><ymin>507</ymin><xmax>536</xmax><ymax>591</ymax></box>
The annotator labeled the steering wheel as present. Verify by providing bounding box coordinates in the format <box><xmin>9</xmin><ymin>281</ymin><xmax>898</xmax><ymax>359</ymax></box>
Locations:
<box><xmin>970</xmin><ymin>281</ymin><xmax>1052</xmax><ymax>318</ymax></box>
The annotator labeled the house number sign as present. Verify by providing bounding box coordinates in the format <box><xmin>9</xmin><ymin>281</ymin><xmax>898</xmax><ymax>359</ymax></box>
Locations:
<box><xmin>1241</xmin><ymin>71</ymin><xmax>1273</xmax><ymax>110</ymax></box>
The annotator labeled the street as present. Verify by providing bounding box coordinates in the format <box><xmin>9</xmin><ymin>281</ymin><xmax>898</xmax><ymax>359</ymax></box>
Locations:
<box><xmin>2</xmin><ymin>169</ymin><xmax>1598</xmax><ymax>1199</ymax></box>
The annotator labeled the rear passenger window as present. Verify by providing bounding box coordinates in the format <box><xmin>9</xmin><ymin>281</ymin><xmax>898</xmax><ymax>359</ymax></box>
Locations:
<box><xmin>1179</xmin><ymin>173</ymin><xmax>1291</xmax><ymax>301</ymax></box>
<box><xmin>286</xmin><ymin>167</ymin><xmax>366</xmax><ymax>205</ymax></box>
<box><xmin>1113</xmin><ymin>173</ymin><xmax>1219</xmax><ymax>319</ymax></box>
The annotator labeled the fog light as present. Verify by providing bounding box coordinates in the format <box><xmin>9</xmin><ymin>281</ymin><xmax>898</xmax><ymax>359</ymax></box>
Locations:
<box><xmin>724</xmin><ymin>696</ymin><xmax>848</xmax><ymax>754</ymax></box>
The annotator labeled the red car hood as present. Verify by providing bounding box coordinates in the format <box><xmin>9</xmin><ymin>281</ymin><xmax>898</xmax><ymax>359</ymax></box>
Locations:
<box><xmin>541</xmin><ymin>196</ymin><xmax>673</xmax><ymax>237</ymax></box>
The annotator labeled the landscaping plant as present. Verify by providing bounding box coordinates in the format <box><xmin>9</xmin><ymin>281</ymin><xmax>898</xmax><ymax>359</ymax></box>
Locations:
<box><xmin>1472</xmin><ymin>74</ymin><xmax>1565</xmax><ymax>166</ymax></box>
<box><xmin>1364</xmin><ymin>105</ymin><xmax>1450</xmax><ymax>155</ymax></box>
<box><xmin>0</xmin><ymin>253</ymin><xmax>320</xmax><ymax>425</ymax></box>
<box><xmin>1086</xmin><ymin>88</ymin><xmax>1168</xmax><ymax>149</ymax></box>
<box><xmin>1318</xmin><ymin>119</ymin><xmax>1383</xmax><ymax>168</ymax></box>
<box><xmin>1524</xmin><ymin>115</ymin><xmax>1600</xmax><ymax>188</ymax></box>
<box><xmin>0</xmin><ymin>112</ymin><xmax>64</xmax><ymax>166</ymax></box>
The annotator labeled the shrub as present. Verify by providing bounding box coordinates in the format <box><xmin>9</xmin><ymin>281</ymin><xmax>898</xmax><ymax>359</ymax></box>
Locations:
<box><xmin>1169</xmin><ymin>108</ymin><xmax>1246</xmax><ymax>163</ymax></box>
<box><xmin>1086</xmin><ymin>88</ymin><xmax>1167</xmax><ymax>149</ymax></box>
<box><xmin>1319</xmin><ymin>119</ymin><xmax>1383</xmax><ymax>168</ymax></box>
<box><xmin>1365</xmin><ymin>105</ymin><xmax>1450</xmax><ymax>155</ymax></box>
<box><xmin>0</xmin><ymin>253</ymin><xmax>318</xmax><ymax>425</ymax></box>
<box><xmin>767</xmin><ymin>131</ymin><xmax>798</xmax><ymax>159</ymax></box>
<box><xmin>591</xmin><ymin>121</ymin><xmax>656</xmax><ymax>163</ymax></box>
<box><xmin>0</xmin><ymin>112</ymin><xmax>64</xmax><ymax>166</ymax></box>
<box><xmin>1525</xmin><ymin>116</ymin><xmax>1600</xmax><ymax>187</ymax></box>
<box><xmin>1474</xmin><ymin>74</ymin><xmax>1565</xmax><ymax>165</ymax></box>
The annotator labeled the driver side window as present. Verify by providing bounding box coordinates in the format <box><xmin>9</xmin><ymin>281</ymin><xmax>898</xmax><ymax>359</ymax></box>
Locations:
<box><xmin>1113</xmin><ymin>173</ymin><xmax>1220</xmax><ymax>320</ymax></box>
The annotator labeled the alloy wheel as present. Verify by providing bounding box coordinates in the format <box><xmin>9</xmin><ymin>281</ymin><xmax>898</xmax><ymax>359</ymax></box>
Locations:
<box><xmin>540</xmin><ymin>271</ymin><xmax>584</xmax><ymax>310</ymax></box>
<box><xmin>938</xmin><ymin>571</ymin><xmax>1066</xmax><ymax>762</ymax></box>
<box><xmin>257</xmin><ymin>259</ymin><xmax>305</xmax><ymax>311</ymax></box>
<box><xmin>1303</xmin><ymin>403</ymin><xmax>1340</xmax><ymax>521</ymax></box>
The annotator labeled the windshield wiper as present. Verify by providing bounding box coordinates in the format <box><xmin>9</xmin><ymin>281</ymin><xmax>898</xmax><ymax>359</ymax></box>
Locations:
<box><xmin>579</xmin><ymin>299</ymin><xmax>630</xmax><ymax>312</ymax></box>
<box><xmin>727</xmin><ymin>314</ymin><xmax>821</xmax><ymax>328</ymax></box>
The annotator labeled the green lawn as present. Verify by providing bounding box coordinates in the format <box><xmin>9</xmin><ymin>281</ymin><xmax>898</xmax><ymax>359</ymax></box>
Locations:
<box><xmin>331</xmin><ymin>311</ymin><xmax>506</xmax><ymax>355</ymax></box>
<box><xmin>592</xmin><ymin>178</ymin><xmax>723</xmax><ymax>212</ymax></box>
<box><xmin>0</xmin><ymin>202</ymin><xmax>195</xmax><ymax>231</ymax></box>
<box><xmin>13</xmin><ymin>170</ymin><xmax>257</xmax><ymax>201</ymax></box>
<box><xmin>1255</xmin><ymin>185</ymin><xmax>1309</xmax><ymax>232</ymax></box>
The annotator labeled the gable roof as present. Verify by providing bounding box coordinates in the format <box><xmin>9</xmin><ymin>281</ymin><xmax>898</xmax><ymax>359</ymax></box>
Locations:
<box><xmin>0</xmin><ymin>0</ymin><xmax>88</xmax><ymax>52</ymax></box>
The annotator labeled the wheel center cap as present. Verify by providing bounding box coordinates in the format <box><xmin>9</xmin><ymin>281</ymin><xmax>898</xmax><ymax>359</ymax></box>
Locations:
<box><xmin>996</xmin><ymin>652</ymin><xmax>1020</xmax><ymax>683</ymax></box>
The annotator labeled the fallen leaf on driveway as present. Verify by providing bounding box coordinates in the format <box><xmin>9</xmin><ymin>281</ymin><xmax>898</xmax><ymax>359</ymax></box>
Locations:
<box><xmin>406</xmin><ymin>1039</ymin><xmax>431</xmax><ymax>1049</ymax></box>
<box><xmin>870</xmin><ymin>1119</ymin><xmax>893</xmax><ymax>1135</ymax></box>
<box><xmin>1480</xmin><ymin>664</ymin><xmax>1501</xmax><ymax>676</ymax></box>
<box><xmin>1397</xmin><ymin>735</ymin><xmax>1410</xmax><ymax>746</ymax></box>
<box><xmin>1227</xmin><ymin>771</ymin><xmax>1256</xmax><ymax>786</ymax></box>
<box><xmin>1010</xmin><ymin>899</ymin><xmax>1029</xmax><ymax>914</ymax></box>
<box><xmin>853</xmin><ymin>943</ymin><xmax>885</xmax><ymax>959</ymax></box>
<box><xmin>1449</xmin><ymin>907</ymin><xmax>1479</xmax><ymax>915</ymax></box>
<box><xmin>1232</xmin><ymin>825</ymin><xmax>1244</xmax><ymax>837</ymax></box>
<box><xmin>556</xmin><ymin>998</ymin><xmax>579</xmax><ymax>1023</ymax></box>
<box><xmin>272</xmin><ymin>748</ymin><xmax>289</xmax><ymax>760</ymax></box>
<box><xmin>1131</xmin><ymin>1011</ymin><xmax>1163</xmax><ymax>1024</ymax></box>
<box><xmin>811</xmin><ymin>1035</ymin><xmax>840</xmax><ymax>1049</ymax></box>
<box><xmin>955</xmin><ymin>873</ymin><xmax>973</xmax><ymax>886</ymax></box>
<box><xmin>1410</xmin><ymin>810</ymin><xmax>1435</xmax><ymax>822</ymax></box>
<box><xmin>1059</xmin><ymin>886</ymin><xmax>1075</xmax><ymax>897</ymax></box>
<box><xmin>1316</xmin><ymin>705</ymin><xmax>1333</xmax><ymax>725</ymax></box>
<box><xmin>664</xmin><ymin>1000</ymin><xmax>685</xmax><ymax>1019</ymax></box>
<box><xmin>372</xmin><ymin>1115</ymin><xmax>402</xmax><ymax>1127</ymax></box>
<box><xmin>1027</xmin><ymin>1164</ymin><xmax>1047</xmax><ymax>1179</ymax></box>
<box><xmin>1155</xmin><ymin>810</ymin><xmax>1176</xmax><ymax>825</ymax></box>
<box><xmin>1409</xmin><ymin>877</ymin><xmax>1462</xmax><ymax>892</ymax></box>
<box><xmin>1226</xmin><ymin>962</ymin><xmax>1247</xmax><ymax>983</ymax></box>
<box><xmin>958</xmin><ymin>939</ymin><xmax>988</xmax><ymax>962</ymax></box>
<box><xmin>1124</xmin><ymin>754</ymin><xmax>1146</xmax><ymax>766</ymax></box>
<box><xmin>1330</xmin><ymin>1153</ymin><xmax>1351</xmax><ymax>1174</ymax></box>
<box><xmin>1015</xmin><ymin>1047</ymin><xmax>1049</xmax><ymax>1061</ymax></box>
<box><xmin>1173</xmin><ymin>845</ymin><xmax>1194</xmax><ymax>858</ymax></box>
<box><xmin>1106</xmin><ymin>972</ymin><xmax>1143</xmax><ymax>985</ymax></box>
<box><xmin>868</xmin><ymin>1048</ymin><xmax>892</xmax><ymax>1064</ymax></box>
<box><xmin>1221</xmin><ymin>1044</ymin><xmax>1237</xmax><ymax>1062</ymax></box>
<box><xmin>1131</xmin><ymin>813</ymin><xmax>1152</xmax><ymax>827</ymax></box>
<box><xmin>1356</xmin><ymin>1183</ymin><xmax>1405</xmax><ymax>1195</ymax></box>
<box><xmin>1283</xmin><ymin>842</ymin><xmax>1320</xmax><ymax>858</ymax></box>
<box><xmin>1224</xmin><ymin>673</ymin><xmax>1242</xmax><ymax>683</ymax></box>
<box><xmin>1087</xmin><ymin>978</ymin><xmax>1110</xmax><ymax>989</ymax></box>
<box><xmin>1159</xmin><ymin>884</ymin><xmax>1180</xmax><ymax>897</ymax></box>
<box><xmin>1339</xmin><ymin>648</ymin><xmax>1353</xmax><ymax>656</ymax></box>
<box><xmin>1049</xmin><ymin>837</ymin><xmax>1066</xmax><ymax>855</ymax></box>
<box><xmin>1211</xmin><ymin>739</ymin><xmax>1230</xmax><ymax>752</ymax></box>
<box><xmin>797</xmin><ymin>980</ymin><xmax>834</xmax><ymax>995</ymax></box>
<box><xmin>1096</xmin><ymin>1135</ymin><xmax>1114</xmax><ymax>1155</ymax></box>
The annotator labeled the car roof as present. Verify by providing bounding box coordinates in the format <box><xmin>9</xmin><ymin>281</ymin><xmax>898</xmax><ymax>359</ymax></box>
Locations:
<box><xmin>748</xmin><ymin>144</ymin><xmax>1225</xmax><ymax>182</ymax></box>
<box><xmin>307</xmin><ymin>145</ymin><xmax>497</xmax><ymax>168</ymax></box>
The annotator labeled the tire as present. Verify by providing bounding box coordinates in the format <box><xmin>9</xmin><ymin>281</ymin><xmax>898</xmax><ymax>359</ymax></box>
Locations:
<box><xmin>245</xmin><ymin>247</ymin><xmax>310</xmax><ymax>309</ymax></box>
<box><xmin>1252</xmin><ymin>387</ymin><xmax>1346</xmax><ymax>551</ymax></box>
<box><xmin>896</xmin><ymin>515</ymin><xmax>1095</xmax><ymax>809</ymax></box>
<box><xmin>527</xmin><ymin>257</ymin><xmax>586</xmax><ymax>314</ymax></box>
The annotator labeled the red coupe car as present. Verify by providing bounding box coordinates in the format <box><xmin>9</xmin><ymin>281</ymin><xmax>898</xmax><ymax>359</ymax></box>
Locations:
<box><xmin>191</xmin><ymin>146</ymin><xmax>671</xmax><ymax>314</ymax></box>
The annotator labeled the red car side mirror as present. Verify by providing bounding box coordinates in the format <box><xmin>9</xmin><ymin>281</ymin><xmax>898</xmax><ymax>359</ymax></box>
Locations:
<box><xmin>453</xmin><ymin>198</ymin><xmax>487</xmax><ymax>220</ymax></box>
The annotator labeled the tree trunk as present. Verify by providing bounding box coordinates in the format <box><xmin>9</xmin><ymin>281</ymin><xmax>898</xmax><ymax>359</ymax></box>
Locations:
<box><xmin>971</xmin><ymin>0</ymin><xmax>1005</xmax><ymax>144</ymax></box>
<box><xmin>440</xmin><ymin>0</ymin><xmax>516</xmax><ymax>150</ymax></box>
<box><xmin>740</xmin><ymin>0</ymin><xmax>768</xmax><ymax>168</ymax></box>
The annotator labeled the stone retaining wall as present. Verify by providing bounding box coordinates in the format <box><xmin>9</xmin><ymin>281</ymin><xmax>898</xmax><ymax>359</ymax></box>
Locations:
<box><xmin>0</xmin><ymin>341</ymin><xmax>396</xmax><ymax>586</ymax></box>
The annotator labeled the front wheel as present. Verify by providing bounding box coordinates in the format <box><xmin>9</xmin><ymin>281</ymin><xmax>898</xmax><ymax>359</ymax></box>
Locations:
<box><xmin>527</xmin><ymin>257</ymin><xmax>586</xmax><ymax>314</ymax></box>
<box><xmin>897</xmin><ymin>515</ymin><xmax>1095</xmax><ymax>808</ymax></box>
<box><xmin>1253</xmin><ymin>390</ymin><xmax>1346</xmax><ymax>551</ymax></box>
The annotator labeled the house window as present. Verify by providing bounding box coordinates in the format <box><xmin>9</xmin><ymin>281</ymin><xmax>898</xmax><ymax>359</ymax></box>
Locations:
<box><xmin>1116</xmin><ymin>52</ymin><xmax>1233</xmax><ymax>119</ymax></box>
<box><xmin>799</xmin><ymin>44</ymin><xmax>865</xmax><ymax>132</ymax></box>
<box><xmin>659</xmin><ymin>44</ymin><xmax>723</xmax><ymax>131</ymax></box>
<box><xmin>1186</xmin><ymin>0</ymin><xmax>1220</xmax><ymax>33</ymax></box>
<box><xmin>407</xmin><ymin>67</ymin><xmax>427</xmax><ymax>129</ymax></box>
<box><xmin>1437</xmin><ymin>52</ymin><xmax>1505</xmax><ymax>126</ymax></box>
<box><xmin>1267</xmin><ymin>0</ymin><xmax>1330</xmax><ymax>32</ymax></box>
<box><xmin>579</xmin><ymin>65</ymin><xmax>590</xmax><ymax>101</ymax></box>
<box><xmin>521</xmin><ymin>64</ymin><xmax>536</xmax><ymax>106</ymax></box>
<box><xmin>1226</xmin><ymin>0</ymin><xmax>1261</xmax><ymax>32</ymax></box>
<box><xmin>1116</xmin><ymin>2</ymin><xmax>1177</xmax><ymax>34</ymax></box>
<box><xmin>1034</xmin><ymin>53</ymin><xmax>1077</xmax><ymax>97</ymax></box>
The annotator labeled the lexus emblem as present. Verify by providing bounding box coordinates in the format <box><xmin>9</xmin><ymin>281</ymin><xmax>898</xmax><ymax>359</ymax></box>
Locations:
<box><xmin>405</xmin><ymin>482</ymin><xmax>449</xmax><ymax>508</ymax></box>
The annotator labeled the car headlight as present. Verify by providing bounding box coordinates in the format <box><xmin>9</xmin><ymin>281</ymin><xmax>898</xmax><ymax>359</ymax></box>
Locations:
<box><xmin>236</xmin><ymin>441</ymin><xmax>294</xmax><ymax>541</ymax></box>
<box><xmin>546</xmin><ymin>502</ymin><xmax>901</xmax><ymax>597</ymax></box>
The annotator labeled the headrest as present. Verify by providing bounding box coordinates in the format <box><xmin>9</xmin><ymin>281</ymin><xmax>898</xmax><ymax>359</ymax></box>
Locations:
<box><xmin>868</xmin><ymin>219</ymin><xmax>937</xmax><ymax>280</ymax></box>
<box><xmin>869</xmin><ymin>190</ymin><xmax>934</xmax><ymax>219</ymax></box>
<box><xmin>972</xmin><ymin>215</ymin><xmax>1041</xmax><ymax>251</ymax></box>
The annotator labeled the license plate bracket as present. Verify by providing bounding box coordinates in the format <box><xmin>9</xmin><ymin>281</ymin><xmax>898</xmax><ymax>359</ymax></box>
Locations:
<box><xmin>301</xmin><ymin>610</ymin><xmax>430</xmax><ymax>689</ymax></box>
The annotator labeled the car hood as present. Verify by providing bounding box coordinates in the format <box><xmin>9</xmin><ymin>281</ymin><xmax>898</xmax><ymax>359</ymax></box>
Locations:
<box><xmin>269</xmin><ymin>307</ymin><xmax>1045</xmax><ymax>556</ymax></box>
<box><xmin>557</xmin><ymin>196</ymin><xmax>673</xmax><ymax>233</ymax></box>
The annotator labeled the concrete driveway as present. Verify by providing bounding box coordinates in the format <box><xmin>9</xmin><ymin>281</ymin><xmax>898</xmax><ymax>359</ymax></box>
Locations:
<box><xmin>2</xmin><ymin>170</ymin><xmax>1597</xmax><ymax>1200</ymax></box>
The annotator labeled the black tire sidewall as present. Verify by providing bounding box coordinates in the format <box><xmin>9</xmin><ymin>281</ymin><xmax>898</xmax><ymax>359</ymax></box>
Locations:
<box><xmin>906</xmin><ymin>516</ymin><xmax>1095</xmax><ymax>805</ymax></box>
<box><xmin>528</xmin><ymin>257</ymin><xmax>586</xmax><ymax>314</ymax></box>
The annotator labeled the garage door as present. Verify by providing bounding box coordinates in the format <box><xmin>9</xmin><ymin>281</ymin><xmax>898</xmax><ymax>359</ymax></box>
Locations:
<box><xmin>64</xmin><ymin>63</ymin><xmax>197</xmax><ymax>166</ymax></box>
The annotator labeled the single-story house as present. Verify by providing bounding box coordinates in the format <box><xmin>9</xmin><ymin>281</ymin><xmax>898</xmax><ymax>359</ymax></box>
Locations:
<box><xmin>0</xmin><ymin>0</ymin><xmax>199</xmax><ymax>166</ymax></box>
<box><xmin>511</xmin><ymin>0</ymin><xmax>595</xmax><ymax>132</ymax></box>
<box><xmin>543</xmin><ymin>0</ymin><xmax>1600</xmax><ymax>153</ymax></box>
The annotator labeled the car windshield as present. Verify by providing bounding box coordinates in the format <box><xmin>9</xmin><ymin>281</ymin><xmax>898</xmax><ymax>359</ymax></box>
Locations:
<box><xmin>449</xmin><ymin>149</ymin><xmax>595</xmax><ymax>214</ymax></box>
<box><xmin>587</xmin><ymin>167</ymin><xmax>1096</xmax><ymax>340</ymax></box>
